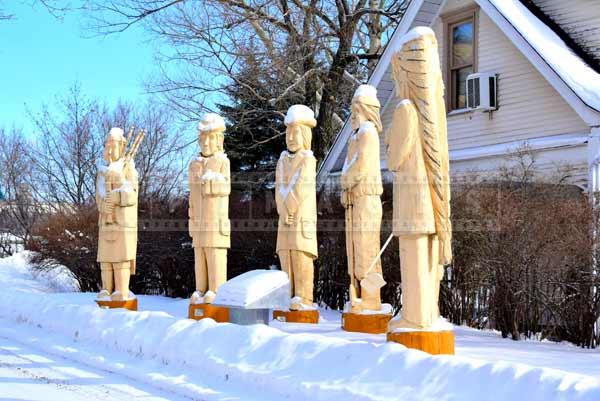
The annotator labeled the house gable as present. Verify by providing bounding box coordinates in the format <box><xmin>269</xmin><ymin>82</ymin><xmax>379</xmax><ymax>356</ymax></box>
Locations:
<box><xmin>318</xmin><ymin>0</ymin><xmax>600</xmax><ymax>187</ymax></box>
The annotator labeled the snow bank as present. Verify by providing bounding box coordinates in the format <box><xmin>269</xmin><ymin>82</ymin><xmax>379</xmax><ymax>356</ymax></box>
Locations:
<box><xmin>0</xmin><ymin>289</ymin><xmax>599</xmax><ymax>401</ymax></box>
<box><xmin>0</xmin><ymin>252</ymin><xmax>79</xmax><ymax>293</ymax></box>
<box><xmin>488</xmin><ymin>0</ymin><xmax>600</xmax><ymax>111</ymax></box>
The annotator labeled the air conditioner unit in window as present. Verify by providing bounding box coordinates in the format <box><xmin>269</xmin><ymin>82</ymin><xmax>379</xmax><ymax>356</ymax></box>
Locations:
<box><xmin>466</xmin><ymin>72</ymin><xmax>497</xmax><ymax>111</ymax></box>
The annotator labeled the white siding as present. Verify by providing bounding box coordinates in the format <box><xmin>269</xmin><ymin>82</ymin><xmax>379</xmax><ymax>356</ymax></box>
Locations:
<box><xmin>439</xmin><ymin>10</ymin><xmax>590</xmax><ymax>149</ymax></box>
<box><xmin>451</xmin><ymin>144</ymin><xmax>589</xmax><ymax>189</ymax></box>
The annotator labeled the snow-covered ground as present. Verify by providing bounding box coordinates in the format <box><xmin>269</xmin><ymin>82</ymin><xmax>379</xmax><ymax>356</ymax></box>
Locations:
<box><xmin>1</xmin><ymin>252</ymin><xmax>599</xmax><ymax>401</ymax></box>
<box><xmin>0</xmin><ymin>333</ymin><xmax>188</xmax><ymax>401</ymax></box>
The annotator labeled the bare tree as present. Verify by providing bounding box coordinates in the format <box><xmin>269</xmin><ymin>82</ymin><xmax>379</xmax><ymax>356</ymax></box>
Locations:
<box><xmin>98</xmin><ymin>99</ymin><xmax>191</xmax><ymax>202</ymax></box>
<box><xmin>0</xmin><ymin>128</ymin><xmax>41</xmax><ymax>243</ymax></box>
<box><xmin>28</xmin><ymin>83</ymin><xmax>104</xmax><ymax>209</ymax></box>
<box><xmin>27</xmin><ymin>83</ymin><xmax>188</xmax><ymax>209</ymax></box>
<box><xmin>52</xmin><ymin>0</ymin><xmax>408</xmax><ymax>160</ymax></box>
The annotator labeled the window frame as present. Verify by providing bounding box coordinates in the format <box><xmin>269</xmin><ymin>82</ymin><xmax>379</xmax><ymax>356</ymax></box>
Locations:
<box><xmin>442</xmin><ymin>5</ymin><xmax>479</xmax><ymax>112</ymax></box>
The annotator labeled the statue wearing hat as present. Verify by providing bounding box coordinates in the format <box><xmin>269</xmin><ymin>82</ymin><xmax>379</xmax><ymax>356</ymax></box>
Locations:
<box><xmin>275</xmin><ymin>105</ymin><xmax>318</xmax><ymax>314</ymax></box>
<box><xmin>385</xmin><ymin>27</ymin><xmax>454</xmax><ymax>354</ymax></box>
<box><xmin>341</xmin><ymin>84</ymin><xmax>386</xmax><ymax>318</ymax></box>
<box><xmin>96</xmin><ymin>126</ymin><xmax>145</xmax><ymax>308</ymax></box>
<box><xmin>189</xmin><ymin>113</ymin><xmax>231</xmax><ymax>306</ymax></box>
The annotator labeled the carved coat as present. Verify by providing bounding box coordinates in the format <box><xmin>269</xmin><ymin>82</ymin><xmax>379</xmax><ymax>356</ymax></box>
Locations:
<box><xmin>275</xmin><ymin>150</ymin><xmax>318</xmax><ymax>258</ymax></box>
<box><xmin>385</xmin><ymin>99</ymin><xmax>436</xmax><ymax>235</ymax></box>
<box><xmin>341</xmin><ymin>121</ymin><xmax>383</xmax><ymax>280</ymax></box>
<box><xmin>188</xmin><ymin>152</ymin><xmax>231</xmax><ymax>249</ymax></box>
<box><xmin>341</xmin><ymin>121</ymin><xmax>383</xmax><ymax>201</ymax></box>
<box><xmin>96</xmin><ymin>159</ymin><xmax>139</xmax><ymax>267</ymax></box>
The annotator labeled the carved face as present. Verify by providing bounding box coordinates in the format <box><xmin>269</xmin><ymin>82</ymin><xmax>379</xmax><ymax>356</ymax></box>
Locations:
<box><xmin>199</xmin><ymin>130</ymin><xmax>218</xmax><ymax>157</ymax></box>
<box><xmin>351</xmin><ymin>102</ymin><xmax>367</xmax><ymax>131</ymax></box>
<box><xmin>104</xmin><ymin>140</ymin><xmax>123</xmax><ymax>163</ymax></box>
<box><xmin>285</xmin><ymin>124</ymin><xmax>305</xmax><ymax>153</ymax></box>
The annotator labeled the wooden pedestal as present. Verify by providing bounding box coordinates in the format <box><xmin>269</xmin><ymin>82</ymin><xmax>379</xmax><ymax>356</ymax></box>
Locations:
<box><xmin>387</xmin><ymin>330</ymin><xmax>455</xmax><ymax>355</ymax></box>
<box><xmin>273</xmin><ymin>309</ymin><xmax>319</xmax><ymax>324</ymax></box>
<box><xmin>189</xmin><ymin>303</ymin><xmax>230</xmax><ymax>322</ymax></box>
<box><xmin>96</xmin><ymin>298</ymin><xmax>138</xmax><ymax>311</ymax></box>
<box><xmin>342</xmin><ymin>312</ymin><xmax>392</xmax><ymax>334</ymax></box>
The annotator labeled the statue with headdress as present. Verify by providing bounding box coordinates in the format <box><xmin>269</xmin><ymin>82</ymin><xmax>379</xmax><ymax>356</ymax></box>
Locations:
<box><xmin>385</xmin><ymin>27</ymin><xmax>453</xmax><ymax>336</ymax></box>
<box><xmin>96</xmin><ymin>126</ymin><xmax>145</xmax><ymax>308</ymax></box>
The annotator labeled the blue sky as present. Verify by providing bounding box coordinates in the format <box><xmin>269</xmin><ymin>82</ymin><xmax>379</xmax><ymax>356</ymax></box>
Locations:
<box><xmin>0</xmin><ymin>2</ymin><xmax>155</xmax><ymax>134</ymax></box>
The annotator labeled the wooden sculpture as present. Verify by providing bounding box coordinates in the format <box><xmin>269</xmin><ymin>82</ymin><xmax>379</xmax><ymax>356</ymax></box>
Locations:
<box><xmin>385</xmin><ymin>27</ymin><xmax>454</xmax><ymax>354</ymax></box>
<box><xmin>273</xmin><ymin>104</ymin><xmax>319</xmax><ymax>324</ymax></box>
<box><xmin>340</xmin><ymin>84</ymin><xmax>392</xmax><ymax>334</ymax></box>
<box><xmin>188</xmin><ymin>113</ymin><xmax>231</xmax><ymax>321</ymax></box>
<box><xmin>96</xmin><ymin>126</ymin><xmax>145</xmax><ymax>311</ymax></box>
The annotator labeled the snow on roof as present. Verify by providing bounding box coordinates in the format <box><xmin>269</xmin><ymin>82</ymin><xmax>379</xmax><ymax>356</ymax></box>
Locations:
<box><xmin>489</xmin><ymin>0</ymin><xmax>600</xmax><ymax>112</ymax></box>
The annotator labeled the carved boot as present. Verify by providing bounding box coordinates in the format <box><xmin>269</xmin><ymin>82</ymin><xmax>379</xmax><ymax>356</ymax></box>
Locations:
<box><xmin>111</xmin><ymin>263</ymin><xmax>131</xmax><ymax>301</ymax></box>
<box><xmin>203</xmin><ymin>290</ymin><xmax>216</xmax><ymax>304</ymax></box>
<box><xmin>360</xmin><ymin>286</ymin><xmax>382</xmax><ymax>312</ymax></box>
<box><xmin>190</xmin><ymin>291</ymin><xmax>203</xmax><ymax>305</ymax></box>
<box><xmin>98</xmin><ymin>263</ymin><xmax>114</xmax><ymax>299</ymax></box>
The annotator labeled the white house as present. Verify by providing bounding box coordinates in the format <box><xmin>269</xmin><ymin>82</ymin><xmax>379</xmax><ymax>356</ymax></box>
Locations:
<box><xmin>318</xmin><ymin>0</ymin><xmax>600</xmax><ymax>191</ymax></box>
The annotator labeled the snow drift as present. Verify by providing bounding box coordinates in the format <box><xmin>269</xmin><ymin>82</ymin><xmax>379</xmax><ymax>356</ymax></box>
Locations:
<box><xmin>1</xmin><ymin>253</ymin><xmax>599</xmax><ymax>401</ymax></box>
<box><xmin>0</xmin><ymin>297</ymin><xmax>597</xmax><ymax>400</ymax></box>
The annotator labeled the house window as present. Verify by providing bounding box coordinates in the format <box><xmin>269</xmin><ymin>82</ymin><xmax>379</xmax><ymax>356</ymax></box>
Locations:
<box><xmin>443</xmin><ymin>7</ymin><xmax>478</xmax><ymax>111</ymax></box>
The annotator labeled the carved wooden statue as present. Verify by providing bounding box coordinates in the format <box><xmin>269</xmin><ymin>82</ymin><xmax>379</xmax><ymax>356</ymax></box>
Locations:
<box><xmin>189</xmin><ymin>113</ymin><xmax>231</xmax><ymax>305</ymax></box>
<box><xmin>96</xmin><ymin>127</ymin><xmax>143</xmax><ymax>302</ymax></box>
<box><xmin>386</xmin><ymin>27</ymin><xmax>452</xmax><ymax>331</ymax></box>
<box><xmin>341</xmin><ymin>84</ymin><xmax>384</xmax><ymax>314</ymax></box>
<box><xmin>276</xmin><ymin>105</ymin><xmax>318</xmax><ymax>311</ymax></box>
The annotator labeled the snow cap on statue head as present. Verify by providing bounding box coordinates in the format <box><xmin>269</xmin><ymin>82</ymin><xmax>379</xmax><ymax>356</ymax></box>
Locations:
<box><xmin>352</xmin><ymin>84</ymin><xmax>380</xmax><ymax>108</ymax></box>
<box><xmin>198</xmin><ymin>113</ymin><xmax>226</xmax><ymax>133</ymax></box>
<box><xmin>106</xmin><ymin>127</ymin><xmax>126</xmax><ymax>143</ymax></box>
<box><xmin>284</xmin><ymin>105</ymin><xmax>317</xmax><ymax>128</ymax></box>
<box><xmin>284</xmin><ymin>104</ymin><xmax>315</xmax><ymax>151</ymax></box>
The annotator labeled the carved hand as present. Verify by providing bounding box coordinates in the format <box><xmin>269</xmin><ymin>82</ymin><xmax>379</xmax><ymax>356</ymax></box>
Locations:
<box><xmin>341</xmin><ymin>190</ymin><xmax>352</xmax><ymax>208</ymax></box>
<box><xmin>285</xmin><ymin>213</ymin><xmax>295</xmax><ymax>225</ymax></box>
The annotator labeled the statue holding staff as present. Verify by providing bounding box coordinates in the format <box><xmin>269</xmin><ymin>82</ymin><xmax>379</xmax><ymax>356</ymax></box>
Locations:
<box><xmin>341</xmin><ymin>84</ymin><xmax>385</xmax><ymax>314</ymax></box>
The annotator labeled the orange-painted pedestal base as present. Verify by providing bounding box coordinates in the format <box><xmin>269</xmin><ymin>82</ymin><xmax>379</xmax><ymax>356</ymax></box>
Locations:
<box><xmin>342</xmin><ymin>312</ymin><xmax>392</xmax><ymax>334</ymax></box>
<box><xmin>188</xmin><ymin>303</ymin><xmax>229</xmax><ymax>322</ymax></box>
<box><xmin>387</xmin><ymin>330</ymin><xmax>455</xmax><ymax>355</ymax></box>
<box><xmin>96</xmin><ymin>298</ymin><xmax>138</xmax><ymax>311</ymax></box>
<box><xmin>273</xmin><ymin>309</ymin><xmax>319</xmax><ymax>324</ymax></box>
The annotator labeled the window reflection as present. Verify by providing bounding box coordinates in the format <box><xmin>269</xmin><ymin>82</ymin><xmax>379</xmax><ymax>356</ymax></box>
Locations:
<box><xmin>452</xmin><ymin>22</ymin><xmax>473</xmax><ymax>66</ymax></box>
